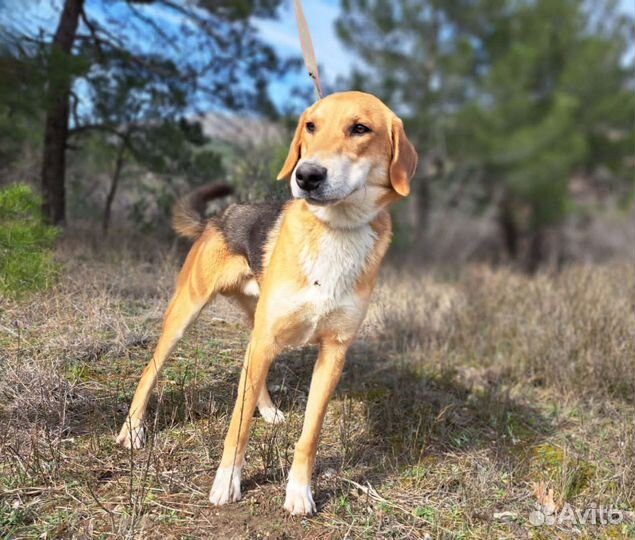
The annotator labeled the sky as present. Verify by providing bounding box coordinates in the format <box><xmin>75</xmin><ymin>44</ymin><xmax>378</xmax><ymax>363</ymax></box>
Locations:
<box><xmin>0</xmin><ymin>0</ymin><xmax>633</xmax><ymax>112</ymax></box>
<box><xmin>252</xmin><ymin>0</ymin><xmax>357</xmax><ymax>103</ymax></box>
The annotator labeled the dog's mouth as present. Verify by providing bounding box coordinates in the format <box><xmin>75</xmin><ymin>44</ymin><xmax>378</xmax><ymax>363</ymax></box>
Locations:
<box><xmin>305</xmin><ymin>196</ymin><xmax>339</xmax><ymax>206</ymax></box>
<box><xmin>299</xmin><ymin>186</ymin><xmax>361</xmax><ymax>207</ymax></box>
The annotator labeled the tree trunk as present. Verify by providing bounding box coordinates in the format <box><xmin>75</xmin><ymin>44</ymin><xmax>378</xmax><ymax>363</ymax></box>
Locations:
<box><xmin>102</xmin><ymin>140</ymin><xmax>127</xmax><ymax>235</ymax></box>
<box><xmin>498</xmin><ymin>197</ymin><xmax>519</xmax><ymax>261</ymax></box>
<box><xmin>409</xmin><ymin>174</ymin><xmax>430</xmax><ymax>251</ymax></box>
<box><xmin>41</xmin><ymin>0</ymin><xmax>83</xmax><ymax>225</ymax></box>
<box><xmin>527</xmin><ymin>226</ymin><xmax>544</xmax><ymax>274</ymax></box>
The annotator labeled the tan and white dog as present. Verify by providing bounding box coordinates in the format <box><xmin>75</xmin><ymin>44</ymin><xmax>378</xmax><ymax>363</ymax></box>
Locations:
<box><xmin>116</xmin><ymin>91</ymin><xmax>417</xmax><ymax>515</ymax></box>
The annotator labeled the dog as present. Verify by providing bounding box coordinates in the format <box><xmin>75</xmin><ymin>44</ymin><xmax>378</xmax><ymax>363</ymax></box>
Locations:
<box><xmin>116</xmin><ymin>91</ymin><xmax>417</xmax><ymax>515</ymax></box>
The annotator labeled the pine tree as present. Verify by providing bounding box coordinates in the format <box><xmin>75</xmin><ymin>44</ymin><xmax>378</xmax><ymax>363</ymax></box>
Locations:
<box><xmin>337</xmin><ymin>0</ymin><xmax>634</xmax><ymax>268</ymax></box>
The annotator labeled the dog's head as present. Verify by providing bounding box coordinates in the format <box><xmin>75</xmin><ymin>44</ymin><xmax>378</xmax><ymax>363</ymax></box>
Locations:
<box><xmin>277</xmin><ymin>91</ymin><xmax>417</xmax><ymax>225</ymax></box>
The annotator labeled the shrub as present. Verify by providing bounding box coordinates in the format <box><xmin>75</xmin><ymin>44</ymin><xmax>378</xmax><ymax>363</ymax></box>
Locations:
<box><xmin>0</xmin><ymin>184</ymin><xmax>59</xmax><ymax>297</ymax></box>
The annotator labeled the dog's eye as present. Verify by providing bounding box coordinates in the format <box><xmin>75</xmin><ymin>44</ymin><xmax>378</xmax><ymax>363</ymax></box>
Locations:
<box><xmin>305</xmin><ymin>122</ymin><xmax>316</xmax><ymax>133</ymax></box>
<box><xmin>351</xmin><ymin>123</ymin><xmax>371</xmax><ymax>135</ymax></box>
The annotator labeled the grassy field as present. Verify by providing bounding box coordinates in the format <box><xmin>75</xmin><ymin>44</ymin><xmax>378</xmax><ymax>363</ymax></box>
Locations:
<box><xmin>0</xmin><ymin>232</ymin><xmax>634</xmax><ymax>539</ymax></box>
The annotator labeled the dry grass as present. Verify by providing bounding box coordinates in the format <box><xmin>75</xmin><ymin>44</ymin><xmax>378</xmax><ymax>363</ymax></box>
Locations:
<box><xmin>0</xmin><ymin>230</ymin><xmax>634</xmax><ymax>539</ymax></box>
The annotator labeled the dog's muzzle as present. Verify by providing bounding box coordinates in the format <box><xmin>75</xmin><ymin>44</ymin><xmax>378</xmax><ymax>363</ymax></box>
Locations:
<box><xmin>295</xmin><ymin>163</ymin><xmax>327</xmax><ymax>192</ymax></box>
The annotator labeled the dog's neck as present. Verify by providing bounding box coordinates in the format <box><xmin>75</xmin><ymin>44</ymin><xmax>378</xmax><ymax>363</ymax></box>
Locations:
<box><xmin>301</xmin><ymin>196</ymin><xmax>382</xmax><ymax>230</ymax></box>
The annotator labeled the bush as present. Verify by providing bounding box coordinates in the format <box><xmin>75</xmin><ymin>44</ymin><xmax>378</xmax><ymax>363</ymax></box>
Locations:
<box><xmin>0</xmin><ymin>184</ymin><xmax>58</xmax><ymax>297</ymax></box>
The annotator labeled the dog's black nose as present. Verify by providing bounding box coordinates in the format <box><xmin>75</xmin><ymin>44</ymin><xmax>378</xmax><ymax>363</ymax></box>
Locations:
<box><xmin>295</xmin><ymin>163</ymin><xmax>327</xmax><ymax>192</ymax></box>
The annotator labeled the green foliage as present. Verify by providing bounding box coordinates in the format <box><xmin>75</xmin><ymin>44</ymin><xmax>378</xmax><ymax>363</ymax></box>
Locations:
<box><xmin>130</xmin><ymin>120</ymin><xmax>223</xmax><ymax>182</ymax></box>
<box><xmin>0</xmin><ymin>43</ymin><xmax>46</xmax><ymax>171</ymax></box>
<box><xmin>230</xmin><ymin>138</ymin><xmax>290</xmax><ymax>201</ymax></box>
<box><xmin>0</xmin><ymin>499</ymin><xmax>31</xmax><ymax>535</ymax></box>
<box><xmin>124</xmin><ymin>120</ymin><xmax>226</xmax><ymax>234</ymax></box>
<box><xmin>452</xmin><ymin>0</ymin><xmax>634</xmax><ymax>227</ymax></box>
<box><xmin>0</xmin><ymin>184</ymin><xmax>59</xmax><ymax>297</ymax></box>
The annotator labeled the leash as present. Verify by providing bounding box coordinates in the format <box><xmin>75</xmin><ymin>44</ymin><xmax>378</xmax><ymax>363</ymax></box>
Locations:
<box><xmin>293</xmin><ymin>0</ymin><xmax>324</xmax><ymax>100</ymax></box>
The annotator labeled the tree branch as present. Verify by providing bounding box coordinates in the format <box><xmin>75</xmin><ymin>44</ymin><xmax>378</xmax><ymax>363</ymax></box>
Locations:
<box><xmin>79</xmin><ymin>5</ymin><xmax>103</xmax><ymax>60</ymax></box>
<box><xmin>68</xmin><ymin>123</ymin><xmax>124</xmax><ymax>138</ymax></box>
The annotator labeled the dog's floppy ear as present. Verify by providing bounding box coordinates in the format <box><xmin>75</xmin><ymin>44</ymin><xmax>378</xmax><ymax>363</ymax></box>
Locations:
<box><xmin>277</xmin><ymin>110</ymin><xmax>307</xmax><ymax>181</ymax></box>
<box><xmin>389</xmin><ymin>116</ymin><xmax>418</xmax><ymax>196</ymax></box>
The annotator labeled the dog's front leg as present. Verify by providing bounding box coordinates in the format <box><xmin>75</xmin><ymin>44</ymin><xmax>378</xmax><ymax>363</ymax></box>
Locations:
<box><xmin>284</xmin><ymin>336</ymin><xmax>349</xmax><ymax>515</ymax></box>
<box><xmin>209</xmin><ymin>328</ymin><xmax>279</xmax><ymax>505</ymax></box>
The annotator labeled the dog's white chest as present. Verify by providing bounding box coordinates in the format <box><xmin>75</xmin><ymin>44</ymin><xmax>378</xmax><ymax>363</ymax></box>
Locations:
<box><xmin>301</xmin><ymin>226</ymin><xmax>375</xmax><ymax>307</ymax></box>
<box><xmin>267</xmin><ymin>225</ymin><xmax>376</xmax><ymax>346</ymax></box>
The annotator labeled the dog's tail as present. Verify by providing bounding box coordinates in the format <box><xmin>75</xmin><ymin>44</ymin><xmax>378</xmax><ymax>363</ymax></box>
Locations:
<box><xmin>171</xmin><ymin>183</ymin><xmax>233</xmax><ymax>240</ymax></box>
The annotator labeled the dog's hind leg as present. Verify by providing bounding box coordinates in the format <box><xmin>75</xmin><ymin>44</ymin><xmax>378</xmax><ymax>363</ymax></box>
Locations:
<box><xmin>116</xmin><ymin>285</ymin><xmax>206</xmax><ymax>449</ymax></box>
<box><xmin>233</xmin><ymin>293</ymin><xmax>285</xmax><ymax>425</ymax></box>
<box><xmin>116</xmin><ymin>231</ymin><xmax>243</xmax><ymax>449</ymax></box>
<box><xmin>257</xmin><ymin>385</ymin><xmax>286</xmax><ymax>424</ymax></box>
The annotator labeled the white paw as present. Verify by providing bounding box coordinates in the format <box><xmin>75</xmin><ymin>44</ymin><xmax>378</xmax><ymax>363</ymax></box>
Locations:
<box><xmin>116</xmin><ymin>421</ymin><xmax>145</xmax><ymax>449</ymax></box>
<box><xmin>258</xmin><ymin>404</ymin><xmax>286</xmax><ymax>424</ymax></box>
<box><xmin>209</xmin><ymin>465</ymin><xmax>242</xmax><ymax>506</ymax></box>
<box><xmin>284</xmin><ymin>479</ymin><xmax>316</xmax><ymax>515</ymax></box>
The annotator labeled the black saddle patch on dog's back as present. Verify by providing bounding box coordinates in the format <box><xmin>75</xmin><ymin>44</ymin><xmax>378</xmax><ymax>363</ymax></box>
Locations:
<box><xmin>217</xmin><ymin>201</ymin><xmax>287</xmax><ymax>276</ymax></box>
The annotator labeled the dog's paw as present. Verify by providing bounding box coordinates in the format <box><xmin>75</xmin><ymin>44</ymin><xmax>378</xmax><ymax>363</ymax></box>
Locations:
<box><xmin>209</xmin><ymin>466</ymin><xmax>242</xmax><ymax>506</ymax></box>
<box><xmin>258</xmin><ymin>404</ymin><xmax>286</xmax><ymax>424</ymax></box>
<box><xmin>116</xmin><ymin>420</ymin><xmax>145</xmax><ymax>449</ymax></box>
<box><xmin>284</xmin><ymin>479</ymin><xmax>316</xmax><ymax>515</ymax></box>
